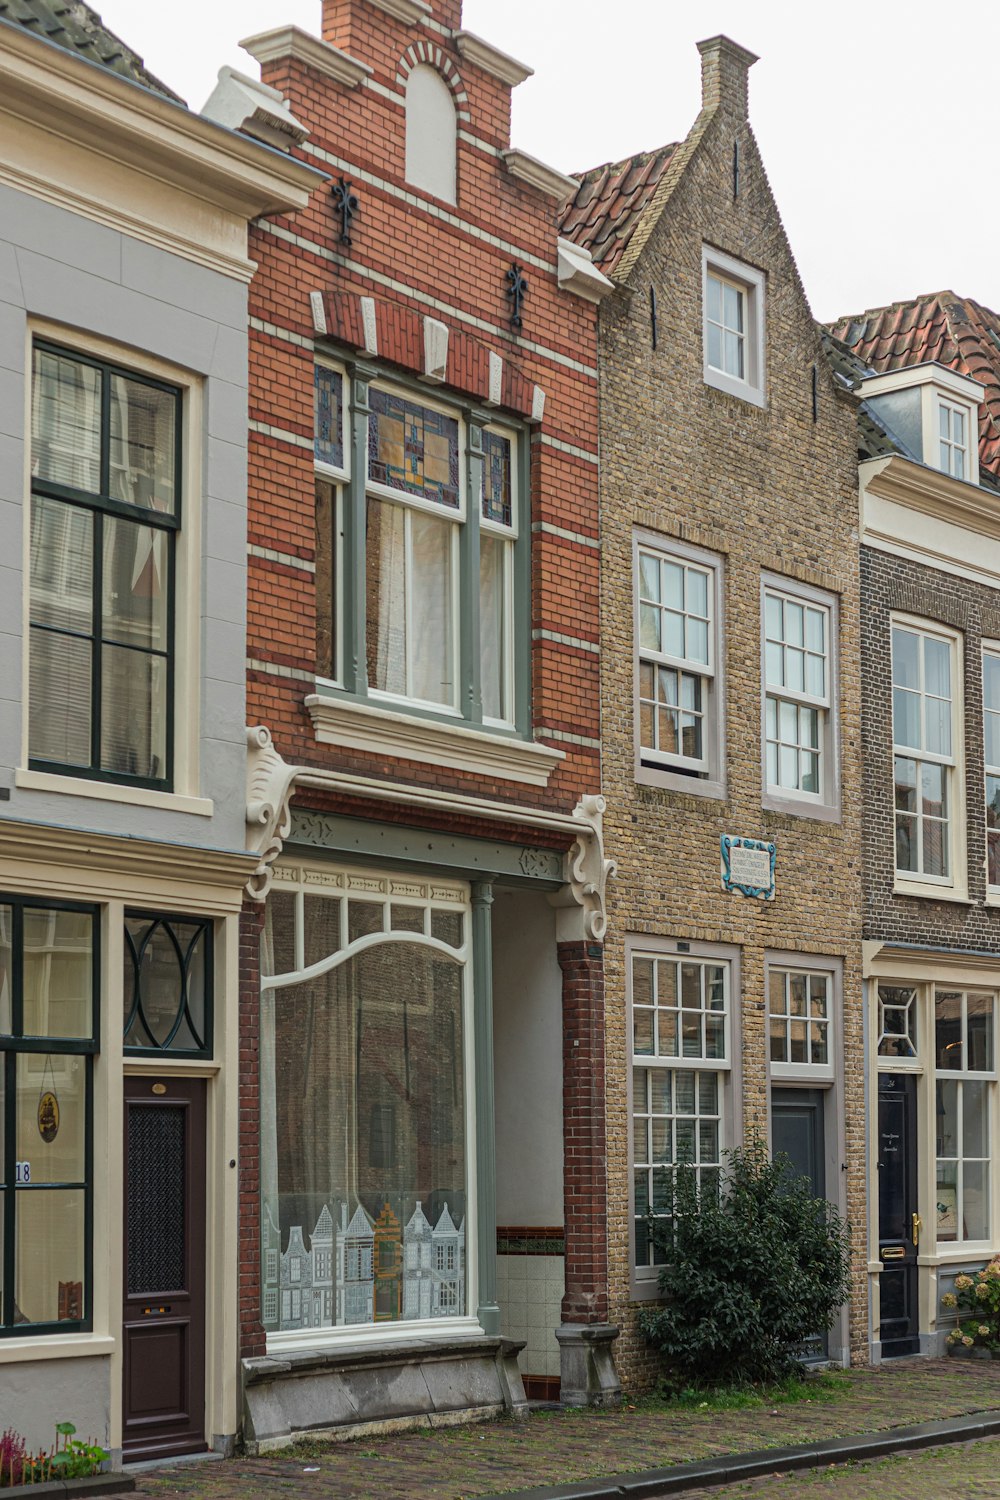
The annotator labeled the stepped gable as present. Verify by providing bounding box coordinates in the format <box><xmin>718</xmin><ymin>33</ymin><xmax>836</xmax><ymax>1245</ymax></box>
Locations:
<box><xmin>0</xmin><ymin>0</ymin><xmax>183</xmax><ymax>100</ymax></box>
<box><xmin>558</xmin><ymin>144</ymin><xmax>677</xmax><ymax>279</ymax></box>
<box><xmin>828</xmin><ymin>292</ymin><xmax>1000</xmax><ymax>483</ymax></box>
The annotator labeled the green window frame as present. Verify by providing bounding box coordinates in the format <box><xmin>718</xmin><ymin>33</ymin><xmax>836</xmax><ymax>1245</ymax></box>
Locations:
<box><xmin>0</xmin><ymin>896</ymin><xmax>98</xmax><ymax>1336</ymax></box>
<box><xmin>29</xmin><ymin>341</ymin><xmax>182</xmax><ymax>791</ymax></box>
<box><xmin>314</xmin><ymin>362</ymin><xmax>531</xmax><ymax>737</ymax></box>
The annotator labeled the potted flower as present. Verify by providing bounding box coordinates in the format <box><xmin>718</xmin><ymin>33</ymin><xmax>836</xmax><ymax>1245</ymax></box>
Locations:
<box><xmin>943</xmin><ymin>1258</ymin><xmax>1000</xmax><ymax>1357</ymax></box>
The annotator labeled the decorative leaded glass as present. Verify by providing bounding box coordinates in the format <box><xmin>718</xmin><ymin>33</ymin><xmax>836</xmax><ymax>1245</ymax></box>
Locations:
<box><xmin>481</xmin><ymin>430</ymin><xmax>512</xmax><ymax>527</ymax></box>
<box><xmin>368</xmin><ymin>390</ymin><xmax>460</xmax><ymax>509</ymax></box>
<box><xmin>123</xmin><ymin>915</ymin><xmax>211</xmax><ymax>1055</ymax></box>
<box><xmin>314</xmin><ymin>366</ymin><xmax>344</xmax><ymax>471</ymax></box>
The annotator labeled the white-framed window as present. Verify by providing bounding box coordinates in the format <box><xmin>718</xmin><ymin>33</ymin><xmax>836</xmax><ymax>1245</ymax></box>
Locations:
<box><xmin>634</xmin><ymin>532</ymin><xmax>724</xmax><ymax>794</ymax></box>
<box><xmin>891</xmin><ymin>618</ymin><xmax>964</xmax><ymax>892</ymax></box>
<box><xmin>935</xmin><ymin>988</ymin><xmax>996</xmax><ymax>1247</ymax></box>
<box><xmin>629</xmin><ymin>943</ymin><xmax>734</xmax><ymax>1291</ymax></box>
<box><xmin>984</xmin><ymin>645</ymin><xmax>1000</xmax><ymax>893</ymax></box>
<box><xmin>762</xmin><ymin>576</ymin><xmax>838</xmax><ymax>817</ymax></box>
<box><xmin>315</xmin><ymin>367</ymin><xmax>521</xmax><ymax>731</ymax></box>
<box><xmin>768</xmin><ymin>967</ymin><xmax>833</xmax><ymax>1081</ymax></box>
<box><xmin>877</xmin><ymin>984</ymin><xmax>919</xmax><ymax>1062</ymax></box>
<box><xmin>702</xmin><ymin>246</ymin><xmax>766</xmax><ymax>407</ymax></box>
<box><xmin>938</xmin><ymin>399</ymin><xmax>969</xmax><ymax>480</ymax></box>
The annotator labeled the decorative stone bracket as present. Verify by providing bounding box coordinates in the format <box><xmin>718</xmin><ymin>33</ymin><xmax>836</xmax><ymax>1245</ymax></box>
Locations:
<box><xmin>244</xmin><ymin>726</ymin><xmax>615</xmax><ymax>937</ymax></box>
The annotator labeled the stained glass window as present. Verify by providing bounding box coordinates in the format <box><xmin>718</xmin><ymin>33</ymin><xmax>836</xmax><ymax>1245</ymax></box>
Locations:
<box><xmin>315</xmin><ymin>366</ymin><xmax>345</xmax><ymax>472</ymax></box>
<box><xmin>482</xmin><ymin>430</ymin><xmax>512</xmax><ymax>527</ymax></box>
<box><xmin>368</xmin><ymin>390</ymin><xmax>460</xmax><ymax>509</ymax></box>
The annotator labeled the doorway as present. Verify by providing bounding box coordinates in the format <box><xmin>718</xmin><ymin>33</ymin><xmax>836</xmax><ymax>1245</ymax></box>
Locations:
<box><xmin>877</xmin><ymin>1072</ymin><xmax>920</xmax><ymax>1357</ymax></box>
<box><xmin>122</xmin><ymin>1077</ymin><xmax>207</xmax><ymax>1461</ymax></box>
<box><xmin>771</xmin><ymin>1088</ymin><xmax>828</xmax><ymax>1358</ymax></box>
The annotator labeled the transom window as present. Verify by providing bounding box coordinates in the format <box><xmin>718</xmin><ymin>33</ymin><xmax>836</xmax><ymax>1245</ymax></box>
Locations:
<box><xmin>314</xmin><ymin>365</ymin><xmax>521</xmax><ymax>731</ymax></box>
<box><xmin>935</xmin><ymin>989</ymin><xmax>996</xmax><ymax>1245</ymax></box>
<box><xmin>892</xmin><ymin>622</ymin><xmax>957</xmax><ymax>884</ymax></box>
<box><xmin>630</xmin><ymin>951</ymin><xmax>730</xmax><ymax>1274</ymax></box>
<box><xmin>878</xmin><ymin>984</ymin><xmax>918</xmax><ymax>1060</ymax></box>
<box><xmin>123</xmin><ymin>914</ymin><xmax>213</xmax><ymax>1057</ymax></box>
<box><xmin>938</xmin><ymin>400</ymin><xmax>968</xmax><ymax>479</ymax></box>
<box><xmin>764</xmin><ymin>587</ymin><xmax>831</xmax><ymax>801</ymax></box>
<box><xmin>636</xmin><ymin>542</ymin><xmax>718</xmax><ymax>781</ymax></box>
<box><xmin>984</xmin><ymin>647</ymin><xmax>1000</xmax><ymax>890</ymax></box>
<box><xmin>29</xmin><ymin>343</ymin><xmax>180</xmax><ymax>789</ymax></box>
<box><xmin>768</xmin><ymin>968</ymin><xmax>831</xmax><ymax>1077</ymax></box>
<box><xmin>0</xmin><ymin>898</ymin><xmax>97</xmax><ymax>1335</ymax></box>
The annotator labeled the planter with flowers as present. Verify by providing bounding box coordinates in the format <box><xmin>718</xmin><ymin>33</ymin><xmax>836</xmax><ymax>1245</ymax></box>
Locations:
<box><xmin>943</xmin><ymin>1258</ymin><xmax>1000</xmax><ymax>1358</ymax></box>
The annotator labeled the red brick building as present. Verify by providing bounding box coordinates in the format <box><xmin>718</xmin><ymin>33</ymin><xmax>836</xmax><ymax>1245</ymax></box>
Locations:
<box><xmin>234</xmin><ymin>0</ymin><xmax>619</xmax><ymax>1443</ymax></box>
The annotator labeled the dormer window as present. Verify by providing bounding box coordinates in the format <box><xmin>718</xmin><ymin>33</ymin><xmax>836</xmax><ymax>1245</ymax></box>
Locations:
<box><xmin>859</xmin><ymin>362</ymin><xmax>983</xmax><ymax>487</ymax></box>
<box><xmin>939</xmin><ymin>399</ymin><xmax>968</xmax><ymax>479</ymax></box>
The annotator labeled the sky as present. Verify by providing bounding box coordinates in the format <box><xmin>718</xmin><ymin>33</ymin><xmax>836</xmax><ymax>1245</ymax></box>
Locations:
<box><xmin>93</xmin><ymin>0</ymin><xmax>1000</xmax><ymax>323</ymax></box>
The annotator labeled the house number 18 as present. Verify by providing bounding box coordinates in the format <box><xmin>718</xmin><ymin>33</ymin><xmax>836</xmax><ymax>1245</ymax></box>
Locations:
<box><xmin>15</xmin><ymin>1161</ymin><xmax>30</xmax><ymax>1183</ymax></box>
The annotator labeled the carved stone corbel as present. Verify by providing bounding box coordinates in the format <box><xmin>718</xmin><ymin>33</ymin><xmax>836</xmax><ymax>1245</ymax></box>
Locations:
<box><xmin>548</xmin><ymin>794</ymin><xmax>617</xmax><ymax>944</ymax></box>
<box><xmin>245</xmin><ymin>726</ymin><xmax>299</xmax><ymax>900</ymax></box>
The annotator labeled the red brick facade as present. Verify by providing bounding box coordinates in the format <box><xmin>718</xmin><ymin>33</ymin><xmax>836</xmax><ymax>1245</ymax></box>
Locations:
<box><xmin>240</xmin><ymin>0</ymin><xmax>607</xmax><ymax>1363</ymax></box>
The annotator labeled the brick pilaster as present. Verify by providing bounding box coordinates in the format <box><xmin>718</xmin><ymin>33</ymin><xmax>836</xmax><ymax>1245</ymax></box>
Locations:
<box><xmin>558</xmin><ymin>940</ymin><xmax>609</xmax><ymax>1324</ymax></box>
<box><xmin>238</xmin><ymin>898</ymin><xmax>266</xmax><ymax>1359</ymax></box>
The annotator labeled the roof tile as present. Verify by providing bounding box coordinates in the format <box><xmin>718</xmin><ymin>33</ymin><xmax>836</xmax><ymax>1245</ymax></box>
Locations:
<box><xmin>0</xmin><ymin>0</ymin><xmax>183</xmax><ymax>101</ymax></box>
<box><xmin>558</xmin><ymin>143</ymin><xmax>677</xmax><ymax>279</ymax></box>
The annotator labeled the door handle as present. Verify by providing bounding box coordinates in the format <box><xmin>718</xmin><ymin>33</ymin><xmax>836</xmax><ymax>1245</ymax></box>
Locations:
<box><xmin>912</xmin><ymin>1212</ymin><xmax>921</xmax><ymax>1248</ymax></box>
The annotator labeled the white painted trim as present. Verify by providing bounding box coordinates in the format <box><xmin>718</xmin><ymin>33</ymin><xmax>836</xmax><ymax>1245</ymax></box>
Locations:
<box><xmin>701</xmin><ymin>245</ymin><xmax>766</xmax><ymax>408</ymax></box>
<box><xmin>267</xmin><ymin>1315</ymin><xmax>484</xmax><ymax>1356</ymax></box>
<box><xmin>248</xmin><ymin>544</ymin><xmax>316</xmax><ymax>573</ymax></box>
<box><xmin>240</xmin><ymin>26</ymin><xmax>371</xmax><ymax>89</ymax></box>
<box><xmin>14</xmin><ymin>769</ymin><xmax>213</xmax><ymax>817</ymax></box>
<box><xmin>502</xmin><ymin>149</ymin><xmax>576</xmax><ymax>201</ymax></box>
<box><xmin>556</xmin><ymin>237</ymin><xmax>614</xmax><ymax>303</ymax></box>
<box><xmin>304</xmin><ymin>694</ymin><xmax>564</xmax><ymax>786</ymax></box>
<box><xmin>364</xmin><ymin>0</ymin><xmax>432</xmax><ymax>23</ymax></box>
<box><xmin>455</xmin><ymin>31</ymin><xmax>533</xmax><ymax>87</ymax></box>
<box><xmin>200</xmin><ymin>67</ymin><xmax>309</xmax><ymax>150</ymax></box>
<box><xmin>860</xmin><ymin>361</ymin><xmax>984</xmax><ymax>406</ymax></box>
<box><xmin>0</xmin><ymin>1334</ymin><xmax>117</xmax><ymax>1363</ymax></box>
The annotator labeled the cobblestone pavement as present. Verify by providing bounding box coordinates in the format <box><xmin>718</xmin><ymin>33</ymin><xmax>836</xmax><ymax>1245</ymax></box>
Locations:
<box><xmin>133</xmin><ymin>1359</ymin><xmax>1000</xmax><ymax>1500</ymax></box>
<box><xmin>678</xmin><ymin>1435</ymin><xmax>1000</xmax><ymax>1498</ymax></box>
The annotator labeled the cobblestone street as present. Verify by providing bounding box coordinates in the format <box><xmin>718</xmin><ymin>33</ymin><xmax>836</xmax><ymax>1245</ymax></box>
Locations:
<box><xmin>133</xmin><ymin>1359</ymin><xmax>1000</xmax><ymax>1500</ymax></box>
<box><xmin>678</xmin><ymin>1436</ymin><xmax>1000</xmax><ymax>1499</ymax></box>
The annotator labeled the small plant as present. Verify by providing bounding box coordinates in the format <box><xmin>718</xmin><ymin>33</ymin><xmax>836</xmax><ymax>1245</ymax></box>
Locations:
<box><xmin>638</xmin><ymin>1140</ymin><xmax>852</xmax><ymax>1388</ymax></box>
<box><xmin>0</xmin><ymin>1422</ymin><xmax>108</xmax><ymax>1487</ymax></box>
<box><xmin>943</xmin><ymin>1257</ymin><xmax>1000</xmax><ymax>1351</ymax></box>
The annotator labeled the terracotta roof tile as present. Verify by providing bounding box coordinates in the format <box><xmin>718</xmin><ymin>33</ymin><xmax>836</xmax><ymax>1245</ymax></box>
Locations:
<box><xmin>828</xmin><ymin>292</ymin><xmax>1000</xmax><ymax>484</ymax></box>
<box><xmin>558</xmin><ymin>143</ymin><xmax>677</xmax><ymax>279</ymax></box>
<box><xmin>0</xmin><ymin>0</ymin><xmax>183</xmax><ymax>101</ymax></box>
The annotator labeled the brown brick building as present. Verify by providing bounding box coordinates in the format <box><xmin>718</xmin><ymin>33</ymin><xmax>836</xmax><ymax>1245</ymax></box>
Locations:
<box><xmin>561</xmin><ymin>37</ymin><xmax>867</xmax><ymax>1385</ymax></box>
<box><xmin>829</xmin><ymin>295</ymin><xmax>1000</xmax><ymax>1358</ymax></box>
<box><xmin>232</xmin><ymin>0</ymin><xmax>621</xmax><ymax>1443</ymax></box>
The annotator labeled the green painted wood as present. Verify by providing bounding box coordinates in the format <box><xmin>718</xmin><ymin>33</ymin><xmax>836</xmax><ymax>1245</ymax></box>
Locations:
<box><xmin>461</xmin><ymin>411</ymin><xmax>485</xmax><ymax>725</ymax></box>
<box><xmin>471</xmin><ymin>879</ymin><xmax>499</xmax><ymax>1335</ymax></box>
<box><xmin>344</xmin><ymin>364</ymin><xmax>376</xmax><ymax>696</ymax></box>
<box><xmin>514</xmin><ymin>427</ymin><xmax>532</xmax><ymax>736</ymax></box>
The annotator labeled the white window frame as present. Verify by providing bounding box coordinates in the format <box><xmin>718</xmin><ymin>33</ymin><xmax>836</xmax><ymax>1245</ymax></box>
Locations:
<box><xmin>890</xmin><ymin>614</ymin><xmax>966</xmax><ymax>899</ymax></box>
<box><xmin>760</xmin><ymin>574</ymin><xmax>840</xmax><ymax>820</ymax></box>
<box><xmin>479</xmin><ymin>421</ymin><xmax>518</xmax><ymax>730</ymax></box>
<box><xmin>314</xmin><ymin>358</ymin><xmax>349</xmax><ymax>690</ymax></box>
<box><xmin>983</xmin><ymin>642</ymin><xmax>1000</xmax><ymax>899</ymax></box>
<box><xmin>938</xmin><ymin>398</ymin><xmax>969</xmax><ymax>481</ymax></box>
<box><xmin>702</xmin><ymin>246</ymin><xmax>766</xmax><ymax>407</ymax></box>
<box><xmin>934</xmin><ymin>987</ymin><xmax>997</xmax><ymax>1253</ymax></box>
<box><xmin>626</xmin><ymin>935</ymin><xmax>740</xmax><ymax>1299</ymax></box>
<box><xmin>766</xmin><ymin>963</ymin><xmax>835</xmax><ymax>1082</ymax></box>
<box><xmin>633</xmin><ymin>529</ymin><xmax>725</xmax><ymax>797</ymax></box>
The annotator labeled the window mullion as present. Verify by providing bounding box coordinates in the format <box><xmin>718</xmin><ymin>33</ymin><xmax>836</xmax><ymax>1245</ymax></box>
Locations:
<box><xmin>92</xmin><ymin>509</ymin><xmax>103</xmax><ymax>772</ymax></box>
<box><xmin>461</xmin><ymin>413</ymin><xmax>484</xmax><ymax>725</ymax></box>
<box><xmin>344</xmin><ymin>366</ymin><xmax>374</xmax><ymax>697</ymax></box>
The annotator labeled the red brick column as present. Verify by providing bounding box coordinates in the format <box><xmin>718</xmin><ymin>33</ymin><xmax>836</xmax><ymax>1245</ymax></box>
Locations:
<box><xmin>239</xmin><ymin>898</ymin><xmax>266</xmax><ymax>1359</ymax></box>
<box><xmin>558</xmin><ymin>940</ymin><xmax>609</xmax><ymax>1323</ymax></box>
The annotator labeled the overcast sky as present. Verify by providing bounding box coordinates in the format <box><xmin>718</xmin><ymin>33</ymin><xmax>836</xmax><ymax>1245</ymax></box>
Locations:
<box><xmin>95</xmin><ymin>0</ymin><xmax>1000</xmax><ymax>322</ymax></box>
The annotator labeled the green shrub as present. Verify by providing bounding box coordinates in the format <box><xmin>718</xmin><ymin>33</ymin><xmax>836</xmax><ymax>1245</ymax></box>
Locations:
<box><xmin>638</xmin><ymin>1140</ymin><xmax>851</xmax><ymax>1387</ymax></box>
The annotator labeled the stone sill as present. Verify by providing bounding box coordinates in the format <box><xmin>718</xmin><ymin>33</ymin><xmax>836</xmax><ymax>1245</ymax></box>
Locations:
<box><xmin>246</xmin><ymin>1333</ymin><xmax>523</xmax><ymax>1383</ymax></box>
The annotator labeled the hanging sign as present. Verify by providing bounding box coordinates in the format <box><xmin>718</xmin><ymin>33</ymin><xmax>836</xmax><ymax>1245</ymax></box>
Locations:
<box><xmin>721</xmin><ymin>835</ymin><xmax>776</xmax><ymax>900</ymax></box>
<box><xmin>38</xmin><ymin>1090</ymin><xmax>60</xmax><ymax>1143</ymax></box>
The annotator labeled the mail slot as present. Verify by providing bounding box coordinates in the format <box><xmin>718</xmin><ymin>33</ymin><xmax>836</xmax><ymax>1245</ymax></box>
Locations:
<box><xmin>882</xmin><ymin>1247</ymin><xmax>905</xmax><ymax>1261</ymax></box>
<box><xmin>142</xmin><ymin>1305</ymin><xmax>172</xmax><ymax>1315</ymax></box>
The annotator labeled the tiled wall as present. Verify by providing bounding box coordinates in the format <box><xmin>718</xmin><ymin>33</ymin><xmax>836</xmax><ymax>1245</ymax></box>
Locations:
<box><xmin>497</xmin><ymin>1254</ymin><xmax>564</xmax><ymax>1380</ymax></box>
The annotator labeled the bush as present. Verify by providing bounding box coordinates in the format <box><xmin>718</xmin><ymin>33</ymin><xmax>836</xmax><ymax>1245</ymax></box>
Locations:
<box><xmin>638</xmin><ymin>1140</ymin><xmax>851</xmax><ymax>1387</ymax></box>
<box><xmin>942</xmin><ymin>1257</ymin><xmax>1000</xmax><ymax>1351</ymax></box>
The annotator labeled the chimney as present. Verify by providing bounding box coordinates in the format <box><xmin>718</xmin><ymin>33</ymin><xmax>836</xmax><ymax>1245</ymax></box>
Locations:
<box><xmin>697</xmin><ymin>35</ymin><xmax>758</xmax><ymax>121</ymax></box>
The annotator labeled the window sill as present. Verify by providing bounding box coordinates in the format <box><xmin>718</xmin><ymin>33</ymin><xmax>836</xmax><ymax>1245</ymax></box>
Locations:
<box><xmin>0</xmin><ymin>1333</ymin><xmax>116</xmax><ymax>1362</ymax></box>
<box><xmin>892</xmin><ymin>879</ymin><xmax>971</xmax><ymax>905</ymax></box>
<box><xmin>635</xmin><ymin>761</ymin><xmax>725</xmax><ymax>800</ymax></box>
<box><xmin>703</xmin><ymin>367</ymin><xmax>766</xmax><ymax>409</ymax></box>
<box><xmin>762</xmin><ymin>791</ymin><xmax>841</xmax><ymax>824</ymax></box>
<box><xmin>15</xmin><ymin>768</ymin><xmax>213</xmax><ymax>817</ymax></box>
<box><xmin>304</xmin><ymin>694</ymin><xmax>564</xmax><ymax>787</ymax></box>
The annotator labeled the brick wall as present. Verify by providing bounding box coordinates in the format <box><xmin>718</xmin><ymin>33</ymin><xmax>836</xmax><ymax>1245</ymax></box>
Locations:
<box><xmin>862</xmin><ymin>545</ymin><xmax>1000</xmax><ymax>944</ymax></box>
<box><xmin>595</xmin><ymin>61</ymin><xmax>867</xmax><ymax>1387</ymax></box>
<box><xmin>558</xmin><ymin>941</ymin><xmax>609</xmax><ymax>1323</ymax></box>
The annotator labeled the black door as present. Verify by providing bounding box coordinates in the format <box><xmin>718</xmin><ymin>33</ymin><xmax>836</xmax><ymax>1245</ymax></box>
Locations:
<box><xmin>877</xmin><ymin>1072</ymin><xmax>920</xmax><ymax>1357</ymax></box>
<box><xmin>122</xmin><ymin>1078</ymin><xmax>207</xmax><ymax>1461</ymax></box>
<box><xmin>772</xmin><ymin>1088</ymin><xmax>828</xmax><ymax>1358</ymax></box>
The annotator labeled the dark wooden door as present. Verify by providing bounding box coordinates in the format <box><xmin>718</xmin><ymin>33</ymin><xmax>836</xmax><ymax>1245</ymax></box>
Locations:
<box><xmin>122</xmin><ymin>1077</ymin><xmax>207</xmax><ymax>1461</ymax></box>
<box><xmin>877</xmin><ymin>1072</ymin><xmax>920</xmax><ymax>1357</ymax></box>
<box><xmin>771</xmin><ymin>1088</ymin><xmax>828</xmax><ymax>1358</ymax></box>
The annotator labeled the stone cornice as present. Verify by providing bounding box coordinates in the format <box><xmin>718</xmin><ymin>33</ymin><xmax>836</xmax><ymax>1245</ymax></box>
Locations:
<box><xmin>455</xmin><ymin>31</ymin><xmax>533</xmax><ymax>87</ymax></box>
<box><xmin>861</xmin><ymin>454</ymin><xmax>1000</xmax><ymax>543</ymax></box>
<box><xmin>557</xmin><ymin>237</ymin><xmax>615</xmax><ymax>303</ymax></box>
<box><xmin>240</xmin><ymin>27</ymin><xmax>372</xmax><ymax>90</ymax></box>
<box><xmin>364</xmin><ymin>0</ymin><xmax>432</xmax><ymax>24</ymax></box>
<box><xmin>501</xmin><ymin>149</ymin><xmax>576</xmax><ymax>201</ymax></box>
